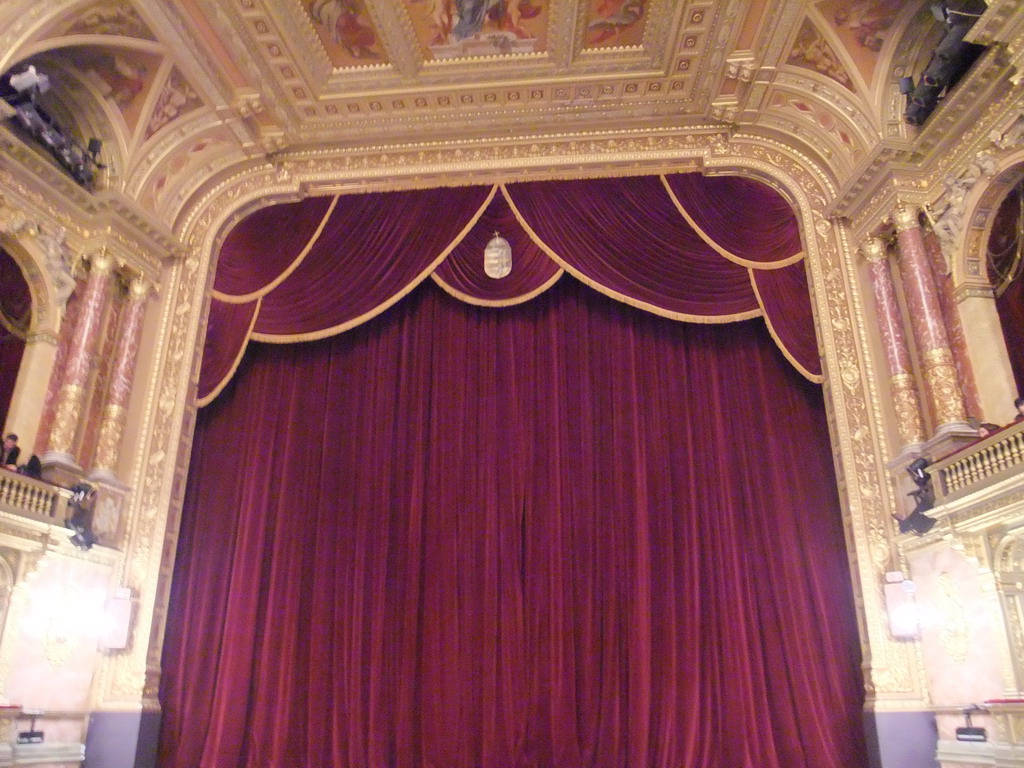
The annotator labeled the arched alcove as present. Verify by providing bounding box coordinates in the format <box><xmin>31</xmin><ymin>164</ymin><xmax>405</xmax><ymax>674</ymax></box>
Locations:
<box><xmin>994</xmin><ymin>533</ymin><xmax>1024</xmax><ymax>692</ymax></box>
<box><xmin>984</xmin><ymin>175</ymin><xmax>1024</xmax><ymax>393</ymax></box>
<box><xmin>0</xmin><ymin>244</ymin><xmax>30</xmax><ymax>430</ymax></box>
<box><xmin>948</xmin><ymin>154</ymin><xmax>1024</xmax><ymax>420</ymax></box>
<box><xmin>0</xmin><ymin>229</ymin><xmax>71</xmax><ymax>453</ymax></box>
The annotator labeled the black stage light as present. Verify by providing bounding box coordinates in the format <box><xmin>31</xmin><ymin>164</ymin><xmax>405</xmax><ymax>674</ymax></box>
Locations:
<box><xmin>65</xmin><ymin>482</ymin><xmax>97</xmax><ymax>550</ymax></box>
<box><xmin>898</xmin><ymin>458</ymin><xmax>937</xmax><ymax>535</ymax></box>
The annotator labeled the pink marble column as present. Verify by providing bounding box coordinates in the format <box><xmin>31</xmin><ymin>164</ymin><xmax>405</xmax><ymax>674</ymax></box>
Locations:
<box><xmin>45</xmin><ymin>252</ymin><xmax>115</xmax><ymax>465</ymax></box>
<box><xmin>863</xmin><ymin>237</ymin><xmax>926</xmax><ymax>447</ymax></box>
<box><xmin>922</xmin><ymin>229</ymin><xmax>982</xmax><ymax>420</ymax></box>
<box><xmin>91</xmin><ymin>276</ymin><xmax>150</xmax><ymax>482</ymax></box>
<box><xmin>893</xmin><ymin>204</ymin><xmax>968</xmax><ymax>429</ymax></box>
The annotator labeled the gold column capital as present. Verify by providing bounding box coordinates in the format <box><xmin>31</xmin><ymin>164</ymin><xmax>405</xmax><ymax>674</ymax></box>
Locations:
<box><xmin>88</xmin><ymin>250</ymin><xmax>115</xmax><ymax>275</ymax></box>
<box><xmin>862</xmin><ymin>236</ymin><xmax>889</xmax><ymax>263</ymax></box>
<box><xmin>127</xmin><ymin>274</ymin><xmax>152</xmax><ymax>300</ymax></box>
<box><xmin>892</xmin><ymin>203</ymin><xmax>922</xmax><ymax>233</ymax></box>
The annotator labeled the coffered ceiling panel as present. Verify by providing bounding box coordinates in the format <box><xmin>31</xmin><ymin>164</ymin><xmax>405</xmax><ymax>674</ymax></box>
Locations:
<box><xmin>198</xmin><ymin>0</ymin><xmax>740</xmax><ymax>145</ymax></box>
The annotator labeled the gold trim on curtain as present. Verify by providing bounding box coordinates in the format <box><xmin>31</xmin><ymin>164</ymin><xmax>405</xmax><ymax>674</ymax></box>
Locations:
<box><xmin>501</xmin><ymin>184</ymin><xmax>762</xmax><ymax>324</ymax></box>
<box><xmin>749</xmin><ymin>269</ymin><xmax>823</xmax><ymax>384</ymax></box>
<box><xmin>659</xmin><ymin>175</ymin><xmax>805</xmax><ymax>270</ymax></box>
<box><xmin>430</xmin><ymin>269</ymin><xmax>564</xmax><ymax>308</ymax></box>
<box><xmin>196</xmin><ymin>297</ymin><xmax>263</xmax><ymax>408</ymax></box>
<box><xmin>251</xmin><ymin>185</ymin><xmax>498</xmax><ymax>343</ymax></box>
<box><xmin>212</xmin><ymin>195</ymin><xmax>341</xmax><ymax>304</ymax></box>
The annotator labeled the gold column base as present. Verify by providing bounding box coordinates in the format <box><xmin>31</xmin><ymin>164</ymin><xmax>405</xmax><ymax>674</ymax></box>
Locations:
<box><xmin>47</xmin><ymin>382</ymin><xmax>85</xmax><ymax>456</ymax></box>
<box><xmin>890</xmin><ymin>373</ymin><xmax>926</xmax><ymax>447</ymax></box>
<box><xmin>922</xmin><ymin>348</ymin><xmax>968</xmax><ymax>426</ymax></box>
<box><xmin>92</xmin><ymin>403</ymin><xmax>127</xmax><ymax>478</ymax></box>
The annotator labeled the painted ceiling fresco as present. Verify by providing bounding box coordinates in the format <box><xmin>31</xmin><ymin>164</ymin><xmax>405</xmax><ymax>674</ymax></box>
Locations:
<box><xmin>405</xmin><ymin>0</ymin><xmax>550</xmax><ymax>59</ymax></box>
<box><xmin>305</xmin><ymin>0</ymin><xmax>389</xmax><ymax>67</ymax></box>
<box><xmin>145</xmin><ymin>67</ymin><xmax>204</xmax><ymax>140</ymax></box>
<box><xmin>816</xmin><ymin>0</ymin><xmax>903</xmax><ymax>83</ymax></box>
<box><xmin>58</xmin><ymin>0</ymin><xmax>157</xmax><ymax>41</ymax></box>
<box><xmin>787</xmin><ymin>19</ymin><xmax>854</xmax><ymax>91</ymax></box>
<box><xmin>299</xmin><ymin>0</ymin><xmax>657</xmax><ymax>65</ymax></box>
<box><xmin>584</xmin><ymin>0</ymin><xmax>647</xmax><ymax>49</ymax></box>
<box><xmin>76</xmin><ymin>47</ymin><xmax>164</xmax><ymax>131</ymax></box>
<box><xmin>3</xmin><ymin>0</ymin><xmax>940</xmax><ymax>215</ymax></box>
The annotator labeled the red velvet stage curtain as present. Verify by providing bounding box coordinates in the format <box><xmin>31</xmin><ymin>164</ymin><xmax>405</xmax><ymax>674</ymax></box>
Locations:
<box><xmin>433</xmin><ymin>189</ymin><xmax>561</xmax><ymax>304</ymax></box>
<box><xmin>0</xmin><ymin>248</ymin><xmax>30</xmax><ymax>426</ymax></box>
<box><xmin>198</xmin><ymin>174</ymin><xmax>824</xmax><ymax>403</ymax></box>
<box><xmin>215</xmin><ymin>196</ymin><xmax>336</xmax><ymax>297</ymax></box>
<box><xmin>198</xmin><ymin>298</ymin><xmax>259</xmax><ymax>403</ymax></box>
<box><xmin>996</xmin><ymin>273</ymin><xmax>1024</xmax><ymax>393</ymax></box>
<box><xmin>662</xmin><ymin>173</ymin><xmax>802</xmax><ymax>266</ymax></box>
<box><xmin>253</xmin><ymin>186</ymin><xmax>491</xmax><ymax>336</ymax></box>
<box><xmin>752</xmin><ymin>263</ymin><xmax>822</xmax><ymax>380</ymax></box>
<box><xmin>160</xmin><ymin>278</ymin><xmax>867</xmax><ymax>768</ymax></box>
<box><xmin>505</xmin><ymin>176</ymin><xmax>759</xmax><ymax>319</ymax></box>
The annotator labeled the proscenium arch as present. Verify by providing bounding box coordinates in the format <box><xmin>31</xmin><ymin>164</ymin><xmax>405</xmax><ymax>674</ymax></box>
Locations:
<box><xmin>144</xmin><ymin>131</ymin><xmax>896</xmax><ymax>719</ymax></box>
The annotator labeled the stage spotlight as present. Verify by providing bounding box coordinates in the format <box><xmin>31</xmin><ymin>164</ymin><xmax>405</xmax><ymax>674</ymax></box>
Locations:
<box><xmin>897</xmin><ymin>458</ymin><xmax>937</xmax><ymax>536</ymax></box>
<box><xmin>899</xmin><ymin>507</ymin><xmax>937</xmax><ymax>535</ymax></box>
<box><xmin>8</xmin><ymin>65</ymin><xmax>50</xmax><ymax>96</ymax></box>
<box><xmin>907</xmin><ymin>457</ymin><xmax>930</xmax><ymax>486</ymax></box>
<box><xmin>903</xmin><ymin>1</ymin><xmax>986</xmax><ymax>126</ymax></box>
<box><xmin>65</xmin><ymin>483</ymin><xmax>97</xmax><ymax>551</ymax></box>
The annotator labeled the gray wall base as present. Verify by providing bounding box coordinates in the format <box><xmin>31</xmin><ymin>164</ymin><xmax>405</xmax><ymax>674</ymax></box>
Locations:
<box><xmin>864</xmin><ymin>710</ymin><xmax>940</xmax><ymax>768</ymax></box>
<box><xmin>84</xmin><ymin>710</ymin><xmax>160</xmax><ymax>768</ymax></box>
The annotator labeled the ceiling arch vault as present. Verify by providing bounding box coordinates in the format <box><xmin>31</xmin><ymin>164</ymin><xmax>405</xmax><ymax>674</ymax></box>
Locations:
<box><xmin>0</xmin><ymin>0</ymin><xmax>943</xmax><ymax>227</ymax></box>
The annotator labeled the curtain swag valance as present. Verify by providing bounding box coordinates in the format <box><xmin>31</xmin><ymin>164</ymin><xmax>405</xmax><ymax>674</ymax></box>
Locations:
<box><xmin>199</xmin><ymin>173</ymin><xmax>821</xmax><ymax>405</ymax></box>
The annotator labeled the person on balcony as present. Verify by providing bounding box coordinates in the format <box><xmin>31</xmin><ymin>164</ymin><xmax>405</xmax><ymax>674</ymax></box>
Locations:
<box><xmin>0</xmin><ymin>434</ymin><xmax>19</xmax><ymax>469</ymax></box>
<box><xmin>977</xmin><ymin>422</ymin><xmax>1001</xmax><ymax>438</ymax></box>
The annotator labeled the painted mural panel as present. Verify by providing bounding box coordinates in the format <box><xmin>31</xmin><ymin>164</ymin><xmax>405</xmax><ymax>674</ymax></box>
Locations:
<box><xmin>404</xmin><ymin>0</ymin><xmax>547</xmax><ymax>60</ymax></box>
<box><xmin>58</xmin><ymin>0</ymin><xmax>157</xmax><ymax>41</ymax></box>
<box><xmin>305</xmin><ymin>0</ymin><xmax>388</xmax><ymax>66</ymax></box>
<box><xmin>787</xmin><ymin>19</ymin><xmax>854</xmax><ymax>91</ymax></box>
<box><xmin>816</xmin><ymin>0</ymin><xmax>903</xmax><ymax>84</ymax></box>
<box><xmin>145</xmin><ymin>67</ymin><xmax>204</xmax><ymax>140</ymax></box>
<box><xmin>140</xmin><ymin>126</ymin><xmax>236</xmax><ymax>213</ymax></box>
<box><xmin>584</xmin><ymin>0</ymin><xmax>646</xmax><ymax>48</ymax></box>
<box><xmin>77</xmin><ymin>48</ymin><xmax>162</xmax><ymax>132</ymax></box>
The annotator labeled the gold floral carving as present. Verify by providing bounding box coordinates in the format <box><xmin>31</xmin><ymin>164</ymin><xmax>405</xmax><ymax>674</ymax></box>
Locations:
<box><xmin>1003</xmin><ymin>588</ymin><xmax>1024</xmax><ymax>691</ymax></box>
<box><xmin>96</xmin><ymin>252</ymin><xmax>198</xmax><ymax>709</ymax></box>
<box><xmin>93</xmin><ymin>403</ymin><xmax>127</xmax><ymax>474</ymax></box>
<box><xmin>890</xmin><ymin>374</ymin><xmax>926</xmax><ymax>446</ymax></box>
<box><xmin>993</xmin><ymin>533</ymin><xmax>1024</xmax><ymax>691</ymax></box>
<box><xmin>48</xmin><ymin>383</ymin><xmax>85</xmax><ymax>456</ymax></box>
<box><xmin>921</xmin><ymin>347</ymin><xmax>968</xmax><ymax>425</ymax></box>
